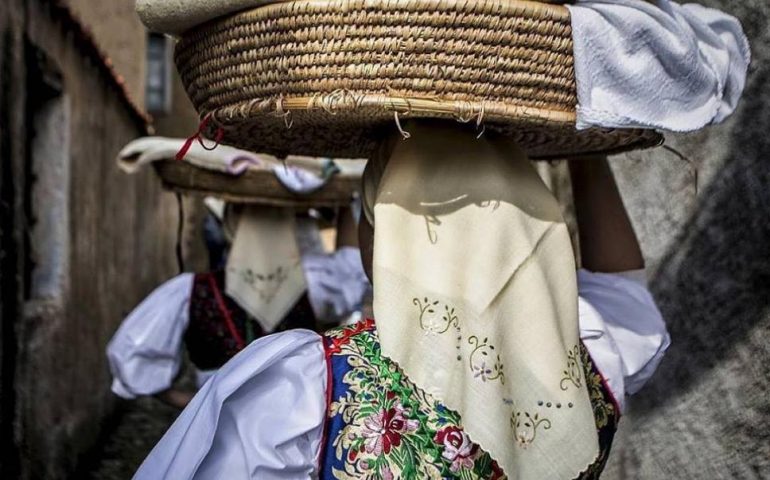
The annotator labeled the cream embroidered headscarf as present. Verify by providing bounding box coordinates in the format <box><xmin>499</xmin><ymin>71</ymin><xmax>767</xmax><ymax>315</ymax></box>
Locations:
<box><xmin>225</xmin><ymin>206</ymin><xmax>307</xmax><ymax>332</ymax></box>
<box><xmin>363</xmin><ymin>122</ymin><xmax>598</xmax><ymax>479</ymax></box>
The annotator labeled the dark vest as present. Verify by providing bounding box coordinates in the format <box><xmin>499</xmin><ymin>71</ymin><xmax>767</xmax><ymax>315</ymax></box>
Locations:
<box><xmin>319</xmin><ymin>320</ymin><xmax>619</xmax><ymax>479</ymax></box>
<box><xmin>184</xmin><ymin>271</ymin><xmax>316</xmax><ymax>370</ymax></box>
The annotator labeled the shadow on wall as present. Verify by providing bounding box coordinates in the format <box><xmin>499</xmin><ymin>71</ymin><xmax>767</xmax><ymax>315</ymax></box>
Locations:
<box><xmin>623</xmin><ymin>62</ymin><xmax>770</xmax><ymax>476</ymax></box>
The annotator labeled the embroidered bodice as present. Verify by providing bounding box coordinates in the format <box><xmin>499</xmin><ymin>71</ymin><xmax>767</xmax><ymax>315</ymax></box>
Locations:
<box><xmin>320</xmin><ymin>320</ymin><xmax>620</xmax><ymax>479</ymax></box>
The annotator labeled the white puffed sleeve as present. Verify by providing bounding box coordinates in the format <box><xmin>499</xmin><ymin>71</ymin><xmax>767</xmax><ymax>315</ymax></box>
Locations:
<box><xmin>107</xmin><ymin>273</ymin><xmax>194</xmax><ymax>399</ymax></box>
<box><xmin>577</xmin><ymin>269</ymin><xmax>670</xmax><ymax>412</ymax></box>
<box><xmin>133</xmin><ymin>329</ymin><xmax>327</xmax><ymax>480</ymax></box>
<box><xmin>302</xmin><ymin>247</ymin><xmax>371</xmax><ymax>323</ymax></box>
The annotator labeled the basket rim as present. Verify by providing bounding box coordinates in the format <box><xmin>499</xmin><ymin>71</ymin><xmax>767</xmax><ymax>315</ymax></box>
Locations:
<box><xmin>152</xmin><ymin>159</ymin><xmax>362</xmax><ymax>206</ymax></box>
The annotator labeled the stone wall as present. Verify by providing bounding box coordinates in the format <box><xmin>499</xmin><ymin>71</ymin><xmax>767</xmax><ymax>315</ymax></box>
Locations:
<box><xmin>0</xmin><ymin>1</ymin><xmax>181</xmax><ymax>478</ymax></box>
<box><xmin>590</xmin><ymin>1</ymin><xmax>770</xmax><ymax>478</ymax></box>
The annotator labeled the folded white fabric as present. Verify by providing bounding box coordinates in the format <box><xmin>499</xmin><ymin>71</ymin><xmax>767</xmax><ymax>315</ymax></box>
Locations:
<box><xmin>106</xmin><ymin>273</ymin><xmax>193</xmax><ymax>399</ymax></box>
<box><xmin>272</xmin><ymin>159</ymin><xmax>340</xmax><ymax>194</ymax></box>
<box><xmin>568</xmin><ymin>0</ymin><xmax>750</xmax><ymax>131</ymax></box>
<box><xmin>117</xmin><ymin>137</ymin><xmax>366</xmax><ymax>194</ymax></box>
<box><xmin>133</xmin><ymin>329</ymin><xmax>327</xmax><ymax>480</ymax></box>
<box><xmin>117</xmin><ymin>136</ymin><xmax>268</xmax><ymax>175</ymax></box>
<box><xmin>301</xmin><ymin>246</ymin><xmax>371</xmax><ymax>323</ymax></box>
<box><xmin>577</xmin><ymin>268</ymin><xmax>671</xmax><ymax>409</ymax></box>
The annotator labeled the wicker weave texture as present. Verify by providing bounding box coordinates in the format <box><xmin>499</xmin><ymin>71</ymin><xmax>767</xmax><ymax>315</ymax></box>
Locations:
<box><xmin>175</xmin><ymin>0</ymin><xmax>662</xmax><ymax>159</ymax></box>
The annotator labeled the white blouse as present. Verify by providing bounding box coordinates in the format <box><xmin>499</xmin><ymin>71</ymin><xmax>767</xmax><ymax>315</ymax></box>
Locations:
<box><xmin>133</xmin><ymin>269</ymin><xmax>670</xmax><ymax>480</ymax></box>
<box><xmin>107</xmin><ymin>248</ymin><xmax>370</xmax><ymax>399</ymax></box>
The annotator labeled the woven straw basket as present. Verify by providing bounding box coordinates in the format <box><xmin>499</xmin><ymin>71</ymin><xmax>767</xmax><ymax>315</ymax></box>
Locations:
<box><xmin>153</xmin><ymin>159</ymin><xmax>365</xmax><ymax>207</ymax></box>
<box><xmin>175</xmin><ymin>0</ymin><xmax>662</xmax><ymax>159</ymax></box>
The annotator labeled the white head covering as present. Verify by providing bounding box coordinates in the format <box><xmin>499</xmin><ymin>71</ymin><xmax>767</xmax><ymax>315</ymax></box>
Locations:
<box><xmin>225</xmin><ymin>206</ymin><xmax>307</xmax><ymax>332</ymax></box>
<box><xmin>364</xmin><ymin>122</ymin><xmax>598</xmax><ymax>479</ymax></box>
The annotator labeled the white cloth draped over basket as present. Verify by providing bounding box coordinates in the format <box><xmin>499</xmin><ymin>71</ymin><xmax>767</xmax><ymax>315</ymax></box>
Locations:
<box><xmin>117</xmin><ymin>136</ymin><xmax>366</xmax><ymax>194</ymax></box>
<box><xmin>132</xmin><ymin>269</ymin><xmax>669</xmax><ymax>479</ymax></box>
<box><xmin>568</xmin><ymin>0</ymin><xmax>750</xmax><ymax>131</ymax></box>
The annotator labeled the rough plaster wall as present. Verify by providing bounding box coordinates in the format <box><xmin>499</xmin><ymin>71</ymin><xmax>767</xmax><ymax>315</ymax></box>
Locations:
<box><xmin>591</xmin><ymin>1</ymin><xmax>770</xmax><ymax>478</ymax></box>
<box><xmin>64</xmin><ymin>0</ymin><xmax>147</xmax><ymax>107</ymax></box>
<box><xmin>0</xmin><ymin>1</ymin><xmax>29</xmax><ymax>476</ymax></box>
<box><xmin>14</xmin><ymin>5</ymin><xmax>179</xmax><ymax>479</ymax></box>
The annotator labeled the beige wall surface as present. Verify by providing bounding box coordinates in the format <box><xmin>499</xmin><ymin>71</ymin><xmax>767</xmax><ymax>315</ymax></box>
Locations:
<box><xmin>65</xmin><ymin>0</ymin><xmax>147</xmax><ymax>108</ymax></box>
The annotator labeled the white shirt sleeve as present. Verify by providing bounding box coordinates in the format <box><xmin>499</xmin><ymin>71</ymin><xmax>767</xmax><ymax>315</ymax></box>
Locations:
<box><xmin>302</xmin><ymin>247</ymin><xmax>371</xmax><ymax>323</ymax></box>
<box><xmin>577</xmin><ymin>269</ymin><xmax>671</xmax><ymax>412</ymax></box>
<box><xmin>133</xmin><ymin>329</ymin><xmax>327</xmax><ymax>480</ymax></box>
<box><xmin>106</xmin><ymin>273</ymin><xmax>194</xmax><ymax>399</ymax></box>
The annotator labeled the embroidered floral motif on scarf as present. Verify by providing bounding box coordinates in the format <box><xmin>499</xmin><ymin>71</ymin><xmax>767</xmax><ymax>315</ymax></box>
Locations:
<box><xmin>320</xmin><ymin>321</ymin><xmax>621</xmax><ymax>480</ymax></box>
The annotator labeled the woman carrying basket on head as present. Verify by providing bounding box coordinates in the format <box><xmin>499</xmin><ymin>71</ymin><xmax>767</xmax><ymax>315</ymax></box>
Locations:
<box><xmin>130</xmin><ymin>0</ymin><xmax>748</xmax><ymax>477</ymax></box>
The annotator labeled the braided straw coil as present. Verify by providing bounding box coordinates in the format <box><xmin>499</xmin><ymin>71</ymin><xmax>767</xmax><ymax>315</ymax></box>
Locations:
<box><xmin>175</xmin><ymin>0</ymin><xmax>662</xmax><ymax>159</ymax></box>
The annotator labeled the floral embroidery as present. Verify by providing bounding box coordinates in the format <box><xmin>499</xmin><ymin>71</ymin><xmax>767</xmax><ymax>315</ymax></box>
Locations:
<box><xmin>511</xmin><ymin>410</ymin><xmax>551</xmax><ymax>449</ymax></box>
<box><xmin>468</xmin><ymin>336</ymin><xmax>505</xmax><ymax>383</ymax></box>
<box><xmin>232</xmin><ymin>265</ymin><xmax>289</xmax><ymax>303</ymax></box>
<box><xmin>560</xmin><ymin>345</ymin><xmax>583</xmax><ymax>390</ymax></box>
<box><xmin>414</xmin><ymin>297</ymin><xmax>439</xmax><ymax>331</ymax></box>
<box><xmin>575</xmin><ymin>345</ymin><xmax>620</xmax><ymax>480</ymax></box>
<box><xmin>435</xmin><ymin>426</ymin><xmax>479</xmax><ymax>472</ymax></box>
<box><xmin>322</xmin><ymin>322</ymin><xmax>504</xmax><ymax>479</ymax></box>
<box><xmin>321</xmin><ymin>321</ymin><xmax>621</xmax><ymax>480</ymax></box>
<box><xmin>413</xmin><ymin>298</ymin><xmax>463</xmax><ymax>360</ymax></box>
<box><xmin>360</xmin><ymin>399</ymin><xmax>419</xmax><ymax>455</ymax></box>
<box><xmin>580</xmin><ymin>345</ymin><xmax>616</xmax><ymax>429</ymax></box>
<box><xmin>414</xmin><ymin>298</ymin><xmax>459</xmax><ymax>335</ymax></box>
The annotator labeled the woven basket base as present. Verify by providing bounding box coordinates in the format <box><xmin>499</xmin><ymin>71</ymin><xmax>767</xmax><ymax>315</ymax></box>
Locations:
<box><xmin>177</xmin><ymin>0</ymin><xmax>663</xmax><ymax>159</ymax></box>
<box><xmin>203</xmin><ymin>103</ymin><xmax>663</xmax><ymax>160</ymax></box>
<box><xmin>154</xmin><ymin>161</ymin><xmax>360</xmax><ymax>207</ymax></box>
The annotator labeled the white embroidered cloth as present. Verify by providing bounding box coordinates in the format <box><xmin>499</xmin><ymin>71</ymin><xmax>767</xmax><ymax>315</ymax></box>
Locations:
<box><xmin>568</xmin><ymin>0</ymin><xmax>750</xmax><ymax>131</ymax></box>
<box><xmin>364</xmin><ymin>123</ymin><xmax>598</xmax><ymax>479</ymax></box>
<box><xmin>225</xmin><ymin>206</ymin><xmax>307</xmax><ymax>332</ymax></box>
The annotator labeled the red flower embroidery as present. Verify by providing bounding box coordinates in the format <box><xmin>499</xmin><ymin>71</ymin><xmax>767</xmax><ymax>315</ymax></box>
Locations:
<box><xmin>434</xmin><ymin>426</ymin><xmax>479</xmax><ymax>472</ymax></box>
<box><xmin>360</xmin><ymin>400</ymin><xmax>419</xmax><ymax>456</ymax></box>
<box><xmin>490</xmin><ymin>460</ymin><xmax>506</xmax><ymax>480</ymax></box>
